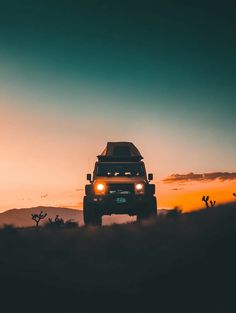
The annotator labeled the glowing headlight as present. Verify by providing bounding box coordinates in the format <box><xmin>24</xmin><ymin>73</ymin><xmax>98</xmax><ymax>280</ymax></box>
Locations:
<box><xmin>135</xmin><ymin>183</ymin><xmax>143</xmax><ymax>191</ymax></box>
<box><xmin>97</xmin><ymin>183</ymin><xmax>105</xmax><ymax>191</ymax></box>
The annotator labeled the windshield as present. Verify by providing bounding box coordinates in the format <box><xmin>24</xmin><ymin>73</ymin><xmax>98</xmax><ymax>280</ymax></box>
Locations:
<box><xmin>96</xmin><ymin>163</ymin><xmax>145</xmax><ymax>177</ymax></box>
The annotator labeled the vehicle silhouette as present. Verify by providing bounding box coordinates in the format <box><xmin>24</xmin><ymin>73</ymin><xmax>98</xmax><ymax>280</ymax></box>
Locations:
<box><xmin>83</xmin><ymin>142</ymin><xmax>157</xmax><ymax>226</ymax></box>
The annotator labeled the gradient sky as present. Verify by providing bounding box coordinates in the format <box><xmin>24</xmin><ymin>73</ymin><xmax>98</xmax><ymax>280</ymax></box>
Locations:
<box><xmin>0</xmin><ymin>0</ymin><xmax>236</xmax><ymax>212</ymax></box>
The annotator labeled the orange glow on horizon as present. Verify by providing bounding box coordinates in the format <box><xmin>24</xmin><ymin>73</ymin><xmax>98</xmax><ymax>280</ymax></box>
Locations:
<box><xmin>158</xmin><ymin>179</ymin><xmax>236</xmax><ymax>212</ymax></box>
<box><xmin>1</xmin><ymin>178</ymin><xmax>236</xmax><ymax>213</ymax></box>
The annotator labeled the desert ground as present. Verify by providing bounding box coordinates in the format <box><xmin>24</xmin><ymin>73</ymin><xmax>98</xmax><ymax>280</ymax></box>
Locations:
<box><xmin>0</xmin><ymin>203</ymin><xmax>235</xmax><ymax>312</ymax></box>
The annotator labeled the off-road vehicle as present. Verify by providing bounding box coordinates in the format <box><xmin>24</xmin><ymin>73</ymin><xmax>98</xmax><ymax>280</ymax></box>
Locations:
<box><xmin>83</xmin><ymin>142</ymin><xmax>157</xmax><ymax>226</ymax></box>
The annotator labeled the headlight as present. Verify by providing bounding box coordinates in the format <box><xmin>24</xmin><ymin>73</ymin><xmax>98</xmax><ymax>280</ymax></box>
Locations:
<box><xmin>97</xmin><ymin>183</ymin><xmax>105</xmax><ymax>191</ymax></box>
<box><xmin>95</xmin><ymin>182</ymin><xmax>106</xmax><ymax>194</ymax></box>
<box><xmin>135</xmin><ymin>183</ymin><xmax>143</xmax><ymax>191</ymax></box>
<box><xmin>135</xmin><ymin>183</ymin><xmax>144</xmax><ymax>194</ymax></box>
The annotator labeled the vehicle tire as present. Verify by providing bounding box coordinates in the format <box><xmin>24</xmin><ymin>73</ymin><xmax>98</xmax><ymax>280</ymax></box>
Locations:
<box><xmin>136</xmin><ymin>197</ymin><xmax>157</xmax><ymax>222</ymax></box>
<box><xmin>83</xmin><ymin>197</ymin><xmax>102</xmax><ymax>226</ymax></box>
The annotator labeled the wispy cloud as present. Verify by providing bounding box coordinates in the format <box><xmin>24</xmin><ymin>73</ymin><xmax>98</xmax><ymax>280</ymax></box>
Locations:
<box><xmin>171</xmin><ymin>187</ymin><xmax>184</xmax><ymax>191</ymax></box>
<box><xmin>163</xmin><ymin>172</ymin><xmax>236</xmax><ymax>184</ymax></box>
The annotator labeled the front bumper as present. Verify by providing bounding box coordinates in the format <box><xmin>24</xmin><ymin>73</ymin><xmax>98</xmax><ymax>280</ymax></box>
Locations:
<box><xmin>87</xmin><ymin>194</ymin><xmax>148</xmax><ymax>215</ymax></box>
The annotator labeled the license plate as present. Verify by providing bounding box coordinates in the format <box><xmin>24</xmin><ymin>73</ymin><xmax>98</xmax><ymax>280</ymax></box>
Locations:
<box><xmin>116</xmin><ymin>197</ymin><xmax>127</xmax><ymax>204</ymax></box>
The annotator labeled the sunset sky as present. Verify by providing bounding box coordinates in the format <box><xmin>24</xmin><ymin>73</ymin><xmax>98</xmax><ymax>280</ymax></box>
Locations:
<box><xmin>0</xmin><ymin>0</ymin><xmax>236</xmax><ymax>212</ymax></box>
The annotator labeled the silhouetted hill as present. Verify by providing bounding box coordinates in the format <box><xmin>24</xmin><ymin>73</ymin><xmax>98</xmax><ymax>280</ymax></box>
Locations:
<box><xmin>0</xmin><ymin>206</ymin><xmax>83</xmax><ymax>227</ymax></box>
<box><xmin>0</xmin><ymin>206</ymin><xmax>138</xmax><ymax>227</ymax></box>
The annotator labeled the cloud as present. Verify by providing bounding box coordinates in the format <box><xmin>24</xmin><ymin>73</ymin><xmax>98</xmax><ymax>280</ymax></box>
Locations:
<box><xmin>163</xmin><ymin>172</ymin><xmax>236</xmax><ymax>184</ymax></box>
<box><xmin>171</xmin><ymin>187</ymin><xmax>184</xmax><ymax>191</ymax></box>
<box><xmin>75</xmin><ymin>189</ymin><xmax>83</xmax><ymax>192</ymax></box>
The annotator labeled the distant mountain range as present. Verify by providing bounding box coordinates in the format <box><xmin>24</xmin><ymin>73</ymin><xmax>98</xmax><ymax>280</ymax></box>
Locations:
<box><xmin>0</xmin><ymin>206</ymin><xmax>138</xmax><ymax>227</ymax></box>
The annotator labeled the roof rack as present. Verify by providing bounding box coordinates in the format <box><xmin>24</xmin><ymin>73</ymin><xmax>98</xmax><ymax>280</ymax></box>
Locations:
<box><xmin>97</xmin><ymin>142</ymin><xmax>143</xmax><ymax>162</ymax></box>
<box><xmin>97</xmin><ymin>156</ymin><xmax>142</xmax><ymax>162</ymax></box>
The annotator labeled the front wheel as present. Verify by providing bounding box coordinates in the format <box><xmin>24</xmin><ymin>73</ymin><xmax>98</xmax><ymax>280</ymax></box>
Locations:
<box><xmin>136</xmin><ymin>197</ymin><xmax>157</xmax><ymax>222</ymax></box>
<box><xmin>83</xmin><ymin>197</ymin><xmax>102</xmax><ymax>226</ymax></box>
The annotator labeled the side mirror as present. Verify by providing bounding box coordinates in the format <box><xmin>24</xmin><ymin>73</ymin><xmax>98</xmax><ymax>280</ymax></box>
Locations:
<box><xmin>87</xmin><ymin>173</ymin><xmax>92</xmax><ymax>182</ymax></box>
<box><xmin>148</xmin><ymin>173</ymin><xmax>153</xmax><ymax>181</ymax></box>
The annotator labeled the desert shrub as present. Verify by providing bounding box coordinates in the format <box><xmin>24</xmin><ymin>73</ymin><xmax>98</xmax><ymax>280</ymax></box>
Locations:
<box><xmin>1</xmin><ymin>224</ymin><xmax>17</xmax><ymax>234</ymax></box>
<box><xmin>166</xmin><ymin>207</ymin><xmax>182</xmax><ymax>218</ymax></box>
<box><xmin>45</xmin><ymin>215</ymin><xmax>64</xmax><ymax>228</ymax></box>
<box><xmin>45</xmin><ymin>215</ymin><xmax>79</xmax><ymax>229</ymax></box>
<box><xmin>64</xmin><ymin>219</ymin><xmax>79</xmax><ymax>228</ymax></box>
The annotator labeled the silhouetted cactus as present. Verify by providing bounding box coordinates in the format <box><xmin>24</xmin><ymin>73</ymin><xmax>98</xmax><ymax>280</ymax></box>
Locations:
<box><xmin>202</xmin><ymin>196</ymin><xmax>216</xmax><ymax>208</ymax></box>
<box><xmin>31</xmin><ymin>211</ymin><xmax>47</xmax><ymax>227</ymax></box>
<box><xmin>202</xmin><ymin>195</ymin><xmax>209</xmax><ymax>207</ymax></box>
<box><xmin>209</xmin><ymin>200</ymin><xmax>216</xmax><ymax>207</ymax></box>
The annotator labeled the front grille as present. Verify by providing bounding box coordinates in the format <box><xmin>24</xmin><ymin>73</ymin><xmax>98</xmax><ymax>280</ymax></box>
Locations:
<box><xmin>108</xmin><ymin>184</ymin><xmax>134</xmax><ymax>195</ymax></box>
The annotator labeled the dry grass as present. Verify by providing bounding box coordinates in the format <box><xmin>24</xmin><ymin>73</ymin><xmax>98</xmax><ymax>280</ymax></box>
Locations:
<box><xmin>0</xmin><ymin>203</ymin><xmax>235</xmax><ymax>312</ymax></box>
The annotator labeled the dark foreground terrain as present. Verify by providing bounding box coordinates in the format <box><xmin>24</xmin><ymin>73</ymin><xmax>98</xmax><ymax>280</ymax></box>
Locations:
<box><xmin>0</xmin><ymin>204</ymin><xmax>235</xmax><ymax>312</ymax></box>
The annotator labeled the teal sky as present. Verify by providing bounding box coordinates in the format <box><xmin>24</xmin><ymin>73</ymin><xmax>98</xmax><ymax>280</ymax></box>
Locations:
<box><xmin>1</xmin><ymin>1</ymin><xmax>235</xmax><ymax>116</ymax></box>
<box><xmin>0</xmin><ymin>0</ymin><xmax>236</xmax><ymax>210</ymax></box>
